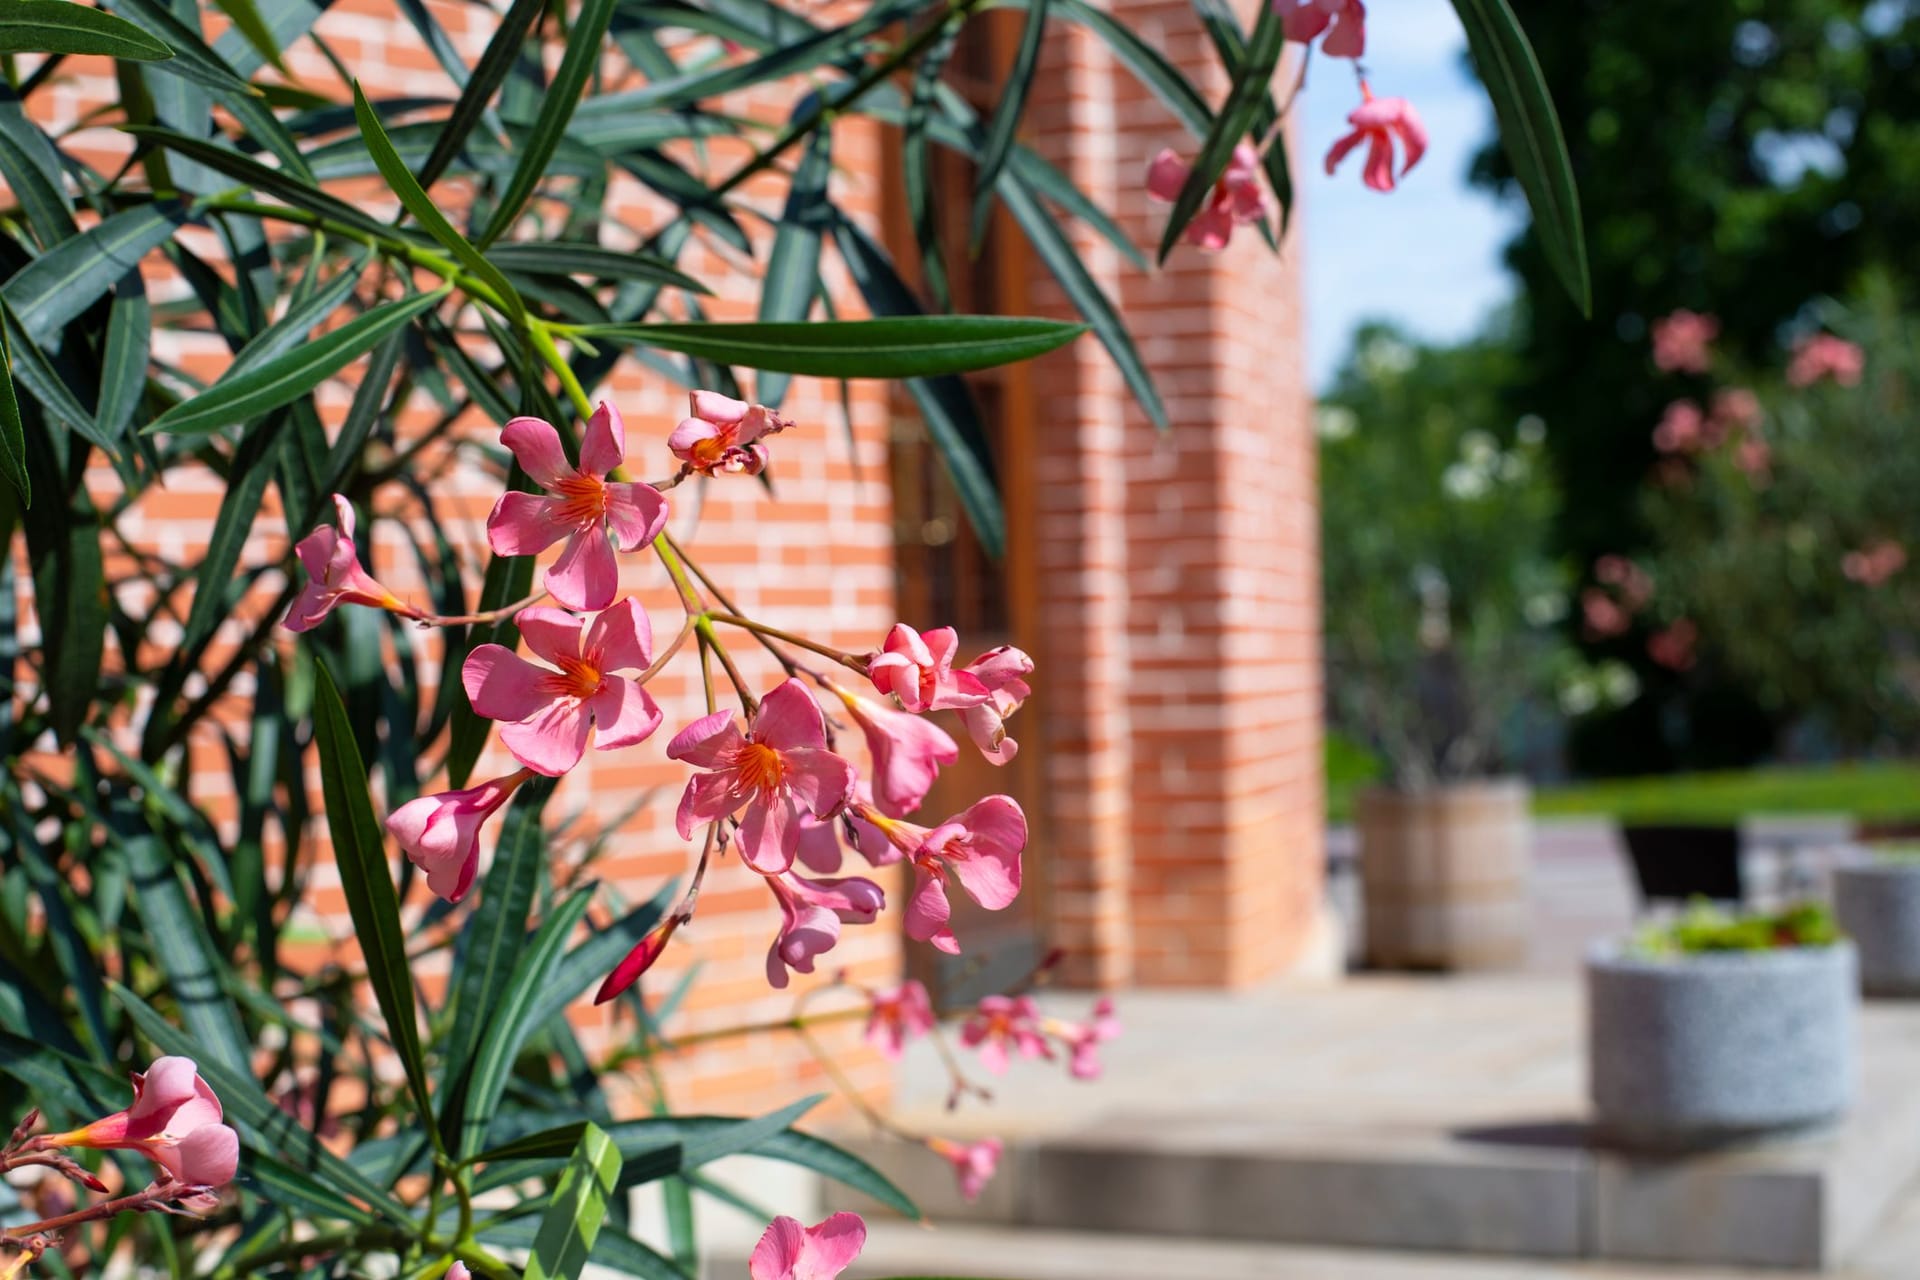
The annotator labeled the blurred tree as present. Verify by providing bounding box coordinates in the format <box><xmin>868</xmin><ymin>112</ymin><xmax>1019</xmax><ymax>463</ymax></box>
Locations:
<box><xmin>1474</xmin><ymin>0</ymin><xmax>1920</xmax><ymax>771</ymax></box>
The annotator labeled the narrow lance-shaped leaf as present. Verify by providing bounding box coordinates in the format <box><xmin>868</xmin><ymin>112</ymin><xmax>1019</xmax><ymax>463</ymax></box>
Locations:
<box><xmin>1190</xmin><ymin>0</ymin><xmax>1292</xmax><ymax>236</ymax></box>
<box><xmin>310</xmin><ymin>661</ymin><xmax>438</xmax><ymax>1140</ymax></box>
<box><xmin>0</xmin><ymin>0</ymin><xmax>173</xmax><ymax>58</ymax></box>
<box><xmin>413</xmin><ymin>0</ymin><xmax>543</xmax><ymax>190</ymax></box>
<box><xmin>904</xmin><ymin>18</ymin><xmax>962</xmax><ymax>309</ymax></box>
<box><xmin>1155</xmin><ymin>1</ymin><xmax>1284</xmax><ymax>264</ymax></box>
<box><xmin>581</xmin><ymin>316</ymin><xmax>1085</xmax><ymax>380</ymax></box>
<box><xmin>524</xmin><ymin>1123</ymin><xmax>623</xmax><ymax>1280</ymax></box>
<box><xmin>969</xmin><ymin>0</ymin><xmax>1048</xmax><ymax>252</ymax></box>
<box><xmin>0</xmin><ymin>320</ymin><xmax>26</xmax><ymax>504</ymax></box>
<box><xmin>352</xmin><ymin>83</ymin><xmax>525</xmax><ymax>322</ymax></box>
<box><xmin>1449</xmin><ymin>0</ymin><xmax>1590</xmax><ymax>315</ymax></box>
<box><xmin>144</xmin><ymin>288</ymin><xmax>449</xmax><ymax>437</ymax></box>
<box><xmin>0</xmin><ymin>200</ymin><xmax>187</xmax><ymax>343</ymax></box>
<box><xmin>476</xmin><ymin>0</ymin><xmax>617</xmax><ymax>247</ymax></box>
<box><xmin>755</xmin><ymin>120</ymin><xmax>831</xmax><ymax>408</ymax></box>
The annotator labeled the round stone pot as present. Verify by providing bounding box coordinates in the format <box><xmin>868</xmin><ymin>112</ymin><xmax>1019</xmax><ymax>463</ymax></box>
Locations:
<box><xmin>1833</xmin><ymin>856</ymin><xmax>1920</xmax><ymax>997</ymax></box>
<box><xmin>1355</xmin><ymin>779</ymin><xmax>1530</xmax><ymax>971</ymax></box>
<box><xmin>1586</xmin><ymin>941</ymin><xmax>1856</xmax><ymax>1150</ymax></box>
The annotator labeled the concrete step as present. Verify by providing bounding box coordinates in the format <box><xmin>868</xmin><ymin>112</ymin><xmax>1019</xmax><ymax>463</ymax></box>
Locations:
<box><xmin>842</xmin><ymin>1222</ymin><xmax>1836</xmax><ymax>1280</ymax></box>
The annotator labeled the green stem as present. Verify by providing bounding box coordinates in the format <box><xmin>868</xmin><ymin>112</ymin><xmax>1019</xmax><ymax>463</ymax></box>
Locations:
<box><xmin>705</xmin><ymin>612</ymin><xmax>868</xmax><ymax>673</ymax></box>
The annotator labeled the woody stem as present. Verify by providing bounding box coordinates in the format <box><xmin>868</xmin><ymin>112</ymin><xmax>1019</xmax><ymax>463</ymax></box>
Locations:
<box><xmin>695</xmin><ymin>617</ymin><xmax>757</xmax><ymax>714</ymax></box>
<box><xmin>636</xmin><ymin>617</ymin><xmax>696</xmax><ymax>686</ymax></box>
<box><xmin>703</xmin><ymin>614</ymin><xmax>868</xmax><ymax>673</ymax></box>
<box><xmin>1</xmin><ymin>1184</ymin><xmax>187</xmax><ymax>1241</ymax></box>
<box><xmin>414</xmin><ymin>589</ymin><xmax>549</xmax><ymax>627</ymax></box>
<box><xmin>661</xmin><ymin>532</ymin><xmax>799</xmax><ymax>676</ymax></box>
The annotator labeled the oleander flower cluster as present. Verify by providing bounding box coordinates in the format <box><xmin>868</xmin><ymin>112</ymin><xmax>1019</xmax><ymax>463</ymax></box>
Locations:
<box><xmin>284</xmin><ymin>397</ymin><xmax>1036</xmax><ymax>1007</ymax></box>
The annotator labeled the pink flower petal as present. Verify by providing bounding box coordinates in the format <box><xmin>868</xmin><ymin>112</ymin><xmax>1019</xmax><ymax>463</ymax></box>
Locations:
<box><xmin>667</xmin><ymin>709</ymin><xmax>744</xmax><ymax>767</ymax></box>
<box><xmin>163</xmin><ymin>1123</ymin><xmax>238</xmax><ymax>1187</ymax></box>
<box><xmin>544</xmin><ymin>528</ymin><xmax>619</xmax><ymax>611</ymax></box>
<box><xmin>804</xmin><ymin>1213</ymin><xmax>868</xmax><ymax>1275</ymax></box>
<box><xmin>1320</xmin><ymin>0</ymin><xmax>1364</xmax><ymax>57</ymax></box>
<box><xmin>749</xmin><ymin>1217</ymin><xmax>806</xmax><ymax>1280</ymax></box>
<box><xmin>675</xmin><ymin>768</ymin><xmax>749</xmax><ymax>839</ymax></box>
<box><xmin>463</xmin><ymin>645</ymin><xmax>553</xmax><ymax>724</ymax></box>
<box><xmin>603</xmin><ymin>482</ymin><xmax>668</xmax><ymax>551</ymax></box>
<box><xmin>1144</xmin><ymin>149</ymin><xmax>1191</xmax><ymax>203</ymax></box>
<box><xmin>691</xmin><ymin>389</ymin><xmax>751</xmax><ymax>425</ymax></box>
<box><xmin>784</xmin><ymin>747</ymin><xmax>856</xmax><ymax>819</ymax></box>
<box><xmin>514</xmin><ymin>607</ymin><xmax>589</xmax><ymax>671</ymax></box>
<box><xmin>487</xmin><ymin>491</ymin><xmax>573</xmax><ymax>557</ymax></box>
<box><xmin>585</xmin><ymin>598</ymin><xmax>654</xmax><ymax>672</ymax></box>
<box><xmin>587</xmin><ymin>677</ymin><xmax>663</xmax><ymax>751</ymax></box>
<box><xmin>905</xmin><ymin>867</ymin><xmax>958</xmax><ymax>953</ymax></box>
<box><xmin>1323</xmin><ymin>126</ymin><xmax>1367</xmax><ymax>176</ymax></box>
<box><xmin>499</xmin><ymin>700</ymin><xmax>594</xmax><ymax>776</ymax></box>
<box><xmin>500</xmin><ymin>416</ymin><xmax>574</xmax><ymax>488</ymax></box>
<box><xmin>1362</xmin><ymin>132</ymin><xmax>1396</xmax><ymax>191</ymax></box>
<box><xmin>579</xmin><ymin>401</ymin><xmax>626</xmax><ymax>475</ymax></box>
<box><xmin>753</xmin><ymin>679</ymin><xmax>828</xmax><ymax>752</ymax></box>
<box><xmin>739</xmin><ymin>794</ymin><xmax>799</xmax><ymax>875</ymax></box>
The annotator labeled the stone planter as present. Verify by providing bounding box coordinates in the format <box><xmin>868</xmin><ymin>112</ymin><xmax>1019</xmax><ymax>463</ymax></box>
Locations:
<box><xmin>1833</xmin><ymin>855</ymin><xmax>1920</xmax><ymax>997</ymax></box>
<box><xmin>1586</xmin><ymin>941</ymin><xmax>1856</xmax><ymax>1149</ymax></box>
<box><xmin>1355</xmin><ymin>779</ymin><xmax>1530</xmax><ymax>971</ymax></box>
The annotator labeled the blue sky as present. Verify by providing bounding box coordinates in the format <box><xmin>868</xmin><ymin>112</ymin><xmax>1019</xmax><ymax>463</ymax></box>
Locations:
<box><xmin>1301</xmin><ymin>0</ymin><xmax>1522</xmax><ymax>389</ymax></box>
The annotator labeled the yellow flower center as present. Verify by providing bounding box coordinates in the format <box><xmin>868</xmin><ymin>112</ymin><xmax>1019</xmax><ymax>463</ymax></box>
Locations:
<box><xmin>551</xmin><ymin>472</ymin><xmax>608</xmax><ymax>527</ymax></box>
<box><xmin>542</xmin><ymin>656</ymin><xmax>603</xmax><ymax>701</ymax></box>
<box><xmin>735</xmin><ymin>741</ymin><xmax>786</xmax><ymax>792</ymax></box>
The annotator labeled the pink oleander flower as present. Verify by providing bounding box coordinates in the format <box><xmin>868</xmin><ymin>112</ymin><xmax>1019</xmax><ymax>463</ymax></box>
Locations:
<box><xmin>928</xmin><ymin>1137</ymin><xmax>1002</xmax><ymax>1202</ymax></box>
<box><xmin>865</xmin><ymin>981</ymin><xmax>937</xmax><ymax>1061</ymax></box>
<box><xmin>1325</xmin><ymin>84</ymin><xmax>1426</xmax><ymax>193</ymax></box>
<box><xmin>1279</xmin><ymin>0</ymin><xmax>1364</xmax><ymax>56</ymax></box>
<box><xmin>46</xmin><ymin>1057</ymin><xmax>239</xmax><ymax>1189</ymax></box>
<box><xmin>861</xmin><ymin>796</ymin><xmax>1027</xmax><ymax>954</ymax></box>
<box><xmin>1652</xmin><ymin>399</ymin><xmax>1705</xmax><ymax>454</ymax></box>
<box><xmin>796</xmin><ymin>810</ymin><xmax>846</xmax><ymax>874</ymax></box>
<box><xmin>765</xmin><ymin>871</ymin><xmax>885</xmax><ymax>989</ymax></box>
<box><xmin>486</xmin><ymin>403</ymin><xmax>668</xmax><ymax>611</ymax></box>
<box><xmin>447</xmin><ymin>1265</ymin><xmax>470</xmax><ymax>1280</ymax></box>
<box><xmin>594</xmin><ymin>915</ymin><xmax>683</xmax><ymax>1005</ymax></box>
<box><xmin>668</xmin><ymin>679</ymin><xmax>856</xmax><ymax>874</ymax></box>
<box><xmin>285</xmin><ymin>494</ymin><xmax>419</xmax><ymax>632</ymax></box>
<box><xmin>1058</xmin><ymin>997</ymin><xmax>1121</xmax><ymax>1081</ymax></box>
<box><xmin>1146</xmin><ymin>143</ymin><xmax>1271</xmax><ymax>251</ymax></box>
<box><xmin>668</xmin><ymin>390</ymin><xmax>793</xmax><ymax>477</ymax></box>
<box><xmin>825</xmin><ymin>680</ymin><xmax>957</xmax><ymax>817</ymax></box>
<box><xmin>1580</xmin><ymin>588</ymin><xmax>1630</xmax><ymax>640</ymax></box>
<box><xmin>1710</xmin><ymin>387</ymin><xmax>1762</xmax><ymax>433</ymax></box>
<box><xmin>1647</xmin><ymin>619</ymin><xmax>1698</xmax><ymax>672</ymax></box>
<box><xmin>462</xmin><ymin>600</ymin><xmax>663</xmax><ymax>777</ymax></box>
<box><xmin>961</xmin><ymin>995</ymin><xmax>1051</xmax><ymax>1075</ymax></box>
<box><xmin>1843</xmin><ymin>539</ymin><xmax>1907</xmax><ymax>587</ymax></box>
<box><xmin>749</xmin><ymin>1212</ymin><xmax>866</xmax><ymax>1280</ymax></box>
<box><xmin>1651</xmin><ymin>310</ymin><xmax>1719</xmax><ymax>374</ymax></box>
<box><xmin>386</xmin><ymin>771</ymin><xmax>530</xmax><ymax>903</ymax></box>
<box><xmin>1787</xmin><ymin>333</ymin><xmax>1865</xmax><ymax>388</ymax></box>
<box><xmin>1594</xmin><ymin>555</ymin><xmax>1652</xmax><ymax>610</ymax></box>
<box><xmin>1734</xmin><ymin>435</ymin><xmax>1771</xmax><ymax>480</ymax></box>
<box><xmin>868</xmin><ymin>625</ymin><xmax>990</xmax><ymax>713</ymax></box>
<box><xmin>956</xmin><ymin>646</ymin><xmax>1033</xmax><ymax>766</ymax></box>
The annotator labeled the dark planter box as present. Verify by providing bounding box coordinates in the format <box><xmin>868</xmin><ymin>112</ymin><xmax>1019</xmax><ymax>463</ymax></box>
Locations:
<box><xmin>1619</xmin><ymin>823</ymin><xmax>1743</xmax><ymax>905</ymax></box>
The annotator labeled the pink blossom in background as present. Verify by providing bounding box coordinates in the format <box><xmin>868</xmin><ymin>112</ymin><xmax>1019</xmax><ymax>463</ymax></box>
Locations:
<box><xmin>1145</xmin><ymin>143</ymin><xmax>1272</xmax><ymax>250</ymax></box>
<box><xmin>1594</xmin><ymin>555</ymin><xmax>1653</xmax><ymax>610</ymax></box>
<box><xmin>795</xmin><ymin>810</ymin><xmax>845</xmax><ymax>874</ymax></box>
<box><xmin>284</xmin><ymin>494</ymin><xmax>418</xmax><ymax>632</ymax></box>
<box><xmin>928</xmin><ymin>1136</ymin><xmax>1003</xmax><ymax>1202</ymax></box>
<box><xmin>1787</xmin><ymin>334</ymin><xmax>1865</xmax><ymax>388</ymax></box>
<box><xmin>668</xmin><ymin>390</ymin><xmax>793</xmax><ymax>477</ymax></box>
<box><xmin>1581</xmin><ymin>589</ymin><xmax>1631</xmax><ymax>640</ymax></box>
<box><xmin>1324</xmin><ymin>85</ymin><xmax>1426</xmax><ymax>193</ymax></box>
<box><xmin>1734</xmin><ymin>435</ymin><xmax>1771</xmax><ymax>481</ymax></box>
<box><xmin>827</xmin><ymin>680</ymin><xmax>957</xmax><ymax>817</ymax></box>
<box><xmin>1843</xmin><ymin>540</ymin><xmax>1907</xmax><ymax>587</ymax></box>
<box><xmin>1650</xmin><ymin>310</ymin><xmax>1719</xmax><ymax>374</ymax></box>
<box><xmin>486</xmin><ymin>403</ymin><xmax>668</xmax><ymax>610</ymax></box>
<box><xmin>1709</xmin><ymin>387</ymin><xmax>1762</xmax><ymax>433</ymax></box>
<box><xmin>463</xmin><ymin>600</ymin><xmax>663</xmax><ymax>776</ymax></box>
<box><xmin>961</xmin><ymin>995</ymin><xmax>1052</xmax><ymax>1074</ymax></box>
<box><xmin>1652</xmin><ymin>399</ymin><xmax>1705</xmax><ymax>454</ymax></box>
<box><xmin>956</xmin><ymin>645</ymin><xmax>1033</xmax><ymax>766</ymax></box>
<box><xmin>47</xmin><ymin>1057</ymin><xmax>239</xmax><ymax>1188</ymax></box>
<box><xmin>1647</xmin><ymin>620</ymin><xmax>1699</xmax><ymax>672</ymax></box>
<box><xmin>1279</xmin><ymin>0</ymin><xmax>1364</xmax><ymax>56</ymax></box>
<box><xmin>1062</xmin><ymin>997</ymin><xmax>1122</xmax><ymax>1080</ymax></box>
<box><xmin>385</xmin><ymin>771</ymin><xmax>528</xmax><ymax>903</ymax></box>
<box><xmin>447</xmin><ymin>1265</ymin><xmax>470</xmax><ymax>1280</ymax></box>
<box><xmin>861</xmin><ymin>795</ymin><xmax>1028</xmax><ymax>954</ymax></box>
<box><xmin>867</xmin><ymin>624</ymin><xmax>989</xmax><ymax>712</ymax></box>
<box><xmin>865</xmin><ymin>981</ymin><xmax>936</xmax><ymax>1060</ymax></box>
<box><xmin>748</xmin><ymin>1212</ymin><xmax>867</xmax><ymax>1280</ymax></box>
<box><xmin>764</xmin><ymin>872</ymin><xmax>885</xmax><ymax>989</ymax></box>
<box><xmin>667</xmin><ymin>679</ymin><xmax>856</xmax><ymax>874</ymax></box>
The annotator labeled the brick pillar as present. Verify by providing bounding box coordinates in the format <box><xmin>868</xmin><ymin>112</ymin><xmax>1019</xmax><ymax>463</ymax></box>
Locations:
<box><xmin>1025</xmin><ymin>3</ymin><xmax>1324</xmax><ymax>987</ymax></box>
<box><xmin>1024</xmin><ymin>18</ymin><xmax>1138</xmax><ymax>989</ymax></box>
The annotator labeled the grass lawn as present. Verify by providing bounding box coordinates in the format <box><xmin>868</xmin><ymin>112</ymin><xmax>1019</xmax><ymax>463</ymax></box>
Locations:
<box><xmin>1329</xmin><ymin>760</ymin><xmax>1920</xmax><ymax>826</ymax></box>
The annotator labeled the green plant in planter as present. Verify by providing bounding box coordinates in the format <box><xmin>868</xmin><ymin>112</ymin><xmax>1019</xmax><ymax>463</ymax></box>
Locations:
<box><xmin>1631</xmin><ymin>900</ymin><xmax>1842</xmax><ymax>957</ymax></box>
